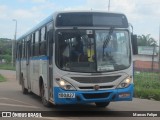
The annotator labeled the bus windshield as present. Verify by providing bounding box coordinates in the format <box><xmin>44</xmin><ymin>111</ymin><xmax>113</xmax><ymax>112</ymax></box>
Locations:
<box><xmin>56</xmin><ymin>29</ymin><xmax>131</xmax><ymax>72</ymax></box>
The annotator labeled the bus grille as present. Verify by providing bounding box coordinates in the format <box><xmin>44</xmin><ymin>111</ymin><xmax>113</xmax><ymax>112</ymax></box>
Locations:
<box><xmin>79</xmin><ymin>86</ymin><xmax>114</xmax><ymax>90</ymax></box>
<box><xmin>82</xmin><ymin>92</ymin><xmax>110</xmax><ymax>99</ymax></box>
<box><xmin>71</xmin><ymin>76</ymin><xmax>121</xmax><ymax>83</ymax></box>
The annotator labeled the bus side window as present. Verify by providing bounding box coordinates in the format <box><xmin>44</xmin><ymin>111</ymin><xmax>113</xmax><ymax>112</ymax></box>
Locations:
<box><xmin>47</xmin><ymin>22</ymin><xmax>53</xmax><ymax>58</ymax></box>
<box><xmin>31</xmin><ymin>34</ymin><xmax>35</xmax><ymax>57</ymax></box>
<box><xmin>20</xmin><ymin>42</ymin><xmax>22</xmax><ymax>59</ymax></box>
<box><xmin>25</xmin><ymin>38</ymin><xmax>27</xmax><ymax>58</ymax></box>
<box><xmin>47</xmin><ymin>29</ymin><xmax>53</xmax><ymax>55</ymax></box>
<box><xmin>22</xmin><ymin>39</ymin><xmax>25</xmax><ymax>58</ymax></box>
<box><xmin>18</xmin><ymin>42</ymin><xmax>21</xmax><ymax>59</ymax></box>
<box><xmin>47</xmin><ymin>22</ymin><xmax>53</xmax><ymax>32</ymax></box>
<box><xmin>27</xmin><ymin>35</ymin><xmax>32</xmax><ymax>56</ymax></box>
<box><xmin>39</xmin><ymin>27</ymin><xmax>47</xmax><ymax>55</ymax></box>
<box><xmin>35</xmin><ymin>31</ymin><xmax>39</xmax><ymax>56</ymax></box>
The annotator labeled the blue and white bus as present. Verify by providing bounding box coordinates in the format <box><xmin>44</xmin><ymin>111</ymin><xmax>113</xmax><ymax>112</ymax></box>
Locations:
<box><xmin>16</xmin><ymin>11</ymin><xmax>137</xmax><ymax>107</ymax></box>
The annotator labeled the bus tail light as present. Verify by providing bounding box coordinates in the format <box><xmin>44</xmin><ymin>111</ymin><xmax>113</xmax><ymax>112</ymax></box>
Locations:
<box><xmin>56</xmin><ymin>78</ymin><xmax>76</xmax><ymax>91</ymax></box>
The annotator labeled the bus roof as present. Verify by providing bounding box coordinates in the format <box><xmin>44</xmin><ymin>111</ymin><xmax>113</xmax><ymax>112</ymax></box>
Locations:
<box><xmin>17</xmin><ymin>10</ymin><xmax>127</xmax><ymax>40</ymax></box>
<box><xmin>17</xmin><ymin>14</ymin><xmax>53</xmax><ymax>40</ymax></box>
<box><xmin>54</xmin><ymin>10</ymin><xmax>125</xmax><ymax>15</ymax></box>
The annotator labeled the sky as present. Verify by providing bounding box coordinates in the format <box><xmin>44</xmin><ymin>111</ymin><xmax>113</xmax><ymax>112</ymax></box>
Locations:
<box><xmin>0</xmin><ymin>0</ymin><xmax>160</xmax><ymax>42</ymax></box>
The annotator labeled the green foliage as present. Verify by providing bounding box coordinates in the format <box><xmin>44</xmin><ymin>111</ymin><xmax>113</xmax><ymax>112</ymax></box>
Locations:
<box><xmin>137</xmin><ymin>34</ymin><xmax>157</xmax><ymax>46</ymax></box>
<box><xmin>0</xmin><ymin>38</ymin><xmax>12</xmax><ymax>55</ymax></box>
<box><xmin>0</xmin><ymin>55</ymin><xmax>12</xmax><ymax>63</ymax></box>
<box><xmin>0</xmin><ymin>38</ymin><xmax>12</xmax><ymax>63</ymax></box>
<box><xmin>0</xmin><ymin>74</ymin><xmax>6</xmax><ymax>82</ymax></box>
<box><xmin>134</xmin><ymin>88</ymin><xmax>160</xmax><ymax>101</ymax></box>
<box><xmin>134</xmin><ymin>72</ymin><xmax>160</xmax><ymax>101</ymax></box>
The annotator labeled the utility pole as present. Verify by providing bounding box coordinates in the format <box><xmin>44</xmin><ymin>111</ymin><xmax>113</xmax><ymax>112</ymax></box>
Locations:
<box><xmin>12</xmin><ymin>19</ymin><xmax>17</xmax><ymax>66</ymax></box>
<box><xmin>159</xmin><ymin>25</ymin><xmax>160</xmax><ymax>69</ymax></box>
<box><xmin>159</xmin><ymin>25</ymin><xmax>160</xmax><ymax>80</ymax></box>
<box><xmin>108</xmin><ymin>0</ymin><xmax>110</xmax><ymax>11</ymax></box>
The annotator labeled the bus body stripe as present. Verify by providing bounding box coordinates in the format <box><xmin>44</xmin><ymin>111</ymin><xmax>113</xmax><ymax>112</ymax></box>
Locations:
<box><xmin>16</xmin><ymin>56</ymin><xmax>49</xmax><ymax>61</ymax></box>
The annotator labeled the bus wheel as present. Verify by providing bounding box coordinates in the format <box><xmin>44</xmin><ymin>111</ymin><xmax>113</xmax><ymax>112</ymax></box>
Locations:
<box><xmin>21</xmin><ymin>75</ymin><xmax>28</xmax><ymax>94</ymax></box>
<box><xmin>95</xmin><ymin>102</ymin><xmax>110</xmax><ymax>108</ymax></box>
<box><xmin>40</xmin><ymin>83</ymin><xmax>51</xmax><ymax>107</ymax></box>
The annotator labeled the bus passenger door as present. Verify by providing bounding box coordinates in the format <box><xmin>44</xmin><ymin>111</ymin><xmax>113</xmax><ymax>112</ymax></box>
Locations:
<box><xmin>16</xmin><ymin>43</ymin><xmax>21</xmax><ymax>84</ymax></box>
<box><xmin>26</xmin><ymin>39</ymin><xmax>31</xmax><ymax>92</ymax></box>
<box><xmin>47</xmin><ymin>30</ymin><xmax>53</xmax><ymax>101</ymax></box>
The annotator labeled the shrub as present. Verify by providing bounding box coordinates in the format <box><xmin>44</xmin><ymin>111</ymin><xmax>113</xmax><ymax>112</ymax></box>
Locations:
<box><xmin>0</xmin><ymin>55</ymin><xmax>12</xmax><ymax>63</ymax></box>
<box><xmin>0</xmin><ymin>74</ymin><xmax>6</xmax><ymax>82</ymax></box>
<box><xmin>134</xmin><ymin>72</ymin><xmax>160</xmax><ymax>101</ymax></box>
<box><xmin>134</xmin><ymin>88</ymin><xmax>160</xmax><ymax>101</ymax></box>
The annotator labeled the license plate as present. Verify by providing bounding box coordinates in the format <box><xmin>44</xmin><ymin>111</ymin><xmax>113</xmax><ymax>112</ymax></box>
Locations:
<box><xmin>58</xmin><ymin>93</ymin><xmax>75</xmax><ymax>98</ymax></box>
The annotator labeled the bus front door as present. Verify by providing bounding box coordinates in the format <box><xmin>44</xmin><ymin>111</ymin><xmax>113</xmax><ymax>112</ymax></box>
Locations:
<box><xmin>26</xmin><ymin>40</ymin><xmax>31</xmax><ymax>92</ymax></box>
<box><xmin>16</xmin><ymin>43</ymin><xmax>21</xmax><ymax>84</ymax></box>
<box><xmin>47</xmin><ymin>30</ymin><xmax>53</xmax><ymax>101</ymax></box>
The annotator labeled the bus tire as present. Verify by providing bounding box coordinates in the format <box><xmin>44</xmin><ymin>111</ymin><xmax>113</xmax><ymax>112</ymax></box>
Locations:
<box><xmin>40</xmin><ymin>83</ymin><xmax>51</xmax><ymax>107</ymax></box>
<box><xmin>95</xmin><ymin>102</ymin><xmax>110</xmax><ymax>108</ymax></box>
<box><xmin>21</xmin><ymin>75</ymin><xmax>28</xmax><ymax>94</ymax></box>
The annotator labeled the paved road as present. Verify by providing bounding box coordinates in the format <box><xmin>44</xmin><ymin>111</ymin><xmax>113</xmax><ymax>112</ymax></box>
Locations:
<box><xmin>0</xmin><ymin>70</ymin><xmax>160</xmax><ymax>120</ymax></box>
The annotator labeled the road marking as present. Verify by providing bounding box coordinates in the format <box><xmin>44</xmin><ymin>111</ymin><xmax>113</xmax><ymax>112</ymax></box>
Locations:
<box><xmin>0</xmin><ymin>97</ymin><xmax>36</xmax><ymax>106</ymax></box>
<box><xmin>0</xmin><ymin>102</ymin><xmax>39</xmax><ymax>109</ymax></box>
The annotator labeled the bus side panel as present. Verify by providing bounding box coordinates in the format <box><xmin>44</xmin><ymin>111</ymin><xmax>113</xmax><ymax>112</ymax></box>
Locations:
<box><xmin>29</xmin><ymin>57</ymin><xmax>49</xmax><ymax>97</ymax></box>
<box><xmin>39</xmin><ymin>58</ymin><xmax>49</xmax><ymax>100</ymax></box>
<box><xmin>21</xmin><ymin>60</ymin><xmax>28</xmax><ymax>89</ymax></box>
<box><xmin>30</xmin><ymin>59</ymin><xmax>34</xmax><ymax>93</ymax></box>
<box><xmin>30</xmin><ymin>59</ymin><xmax>40</xmax><ymax>95</ymax></box>
<box><xmin>16</xmin><ymin>60</ymin><xmax>21</xmax><ymax>84</ymax></box>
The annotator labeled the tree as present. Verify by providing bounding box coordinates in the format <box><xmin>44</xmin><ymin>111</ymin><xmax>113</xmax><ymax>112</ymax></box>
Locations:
<box><xmin>137</xmin><ymin>34</ymin><xmax>157</xmax><ymax>46</ymax></box>
<box><xmin>0</xmin><ymin>38</ymin><xmax>12</xmax><ymax>63</ymax></box>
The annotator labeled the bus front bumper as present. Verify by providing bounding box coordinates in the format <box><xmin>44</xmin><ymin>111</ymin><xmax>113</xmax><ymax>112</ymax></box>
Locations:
<box><xmin>53</xmin><ymin>84</ymin><xmax>134</xmax><ymax>105</ymax></box>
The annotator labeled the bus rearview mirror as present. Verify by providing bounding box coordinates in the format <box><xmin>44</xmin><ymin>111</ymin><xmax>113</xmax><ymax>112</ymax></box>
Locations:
<box><xmin>131</xmin><ymin>34</ymin><xmax>138</xmax><ymax>55</ymax></box>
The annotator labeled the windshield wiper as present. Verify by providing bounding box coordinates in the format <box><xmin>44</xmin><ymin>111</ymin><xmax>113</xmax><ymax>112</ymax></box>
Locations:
<box><xmin>102</xmin><ymin>27</ymin><xmax>114</xmax><ymax>59</ymax></box>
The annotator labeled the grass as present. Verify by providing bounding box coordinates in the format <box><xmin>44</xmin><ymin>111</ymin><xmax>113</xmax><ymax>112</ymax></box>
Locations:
<box><xmin>134</xmin><ymin>71</ymin><xmax>160</xmax><ymax>101</ymax></box>
<box><xmin>0</xmin><ymin>74</ymin><xmax>6</xmax><ymax>82</ymax></box>
<box><xmin>0</xmin><ymin>64</ymin><xmax>15</xmax><ymax>70</ymax></box>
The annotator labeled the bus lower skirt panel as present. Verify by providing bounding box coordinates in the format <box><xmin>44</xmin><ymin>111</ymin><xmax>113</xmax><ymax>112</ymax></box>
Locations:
<box><xmin>53</xmin><ymin>84</ymin><xmax>134</xmax><ymax>105</ymax></box>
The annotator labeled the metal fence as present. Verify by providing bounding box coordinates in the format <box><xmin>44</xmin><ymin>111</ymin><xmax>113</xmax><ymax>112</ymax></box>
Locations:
<box><xmin>133</xmin><ymin>60</ymin><xmax>160</xmax><ymax>81</ymax></box>
<box><xmin>133</xmin><ymin>60</ymin><xmax>160</xmax><ymax>100</ymax></box>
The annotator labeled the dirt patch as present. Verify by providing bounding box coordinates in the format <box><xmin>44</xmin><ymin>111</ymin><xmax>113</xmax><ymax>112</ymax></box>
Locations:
<box><xmin>0</xmin><ymin>70</ymin><xmax>16</xmax><ymax>81</ymax></box>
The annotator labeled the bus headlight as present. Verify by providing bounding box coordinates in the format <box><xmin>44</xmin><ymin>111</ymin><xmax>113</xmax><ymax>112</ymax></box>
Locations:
<box><xmin>117</xmin><ymin>78</ymin><xmax>131</xmax><ymax>88</ymax></box>
<box><xmin>56</xmin><ymin>78</ymin><xmax>76</xmax><ymax>91</ymax></box>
